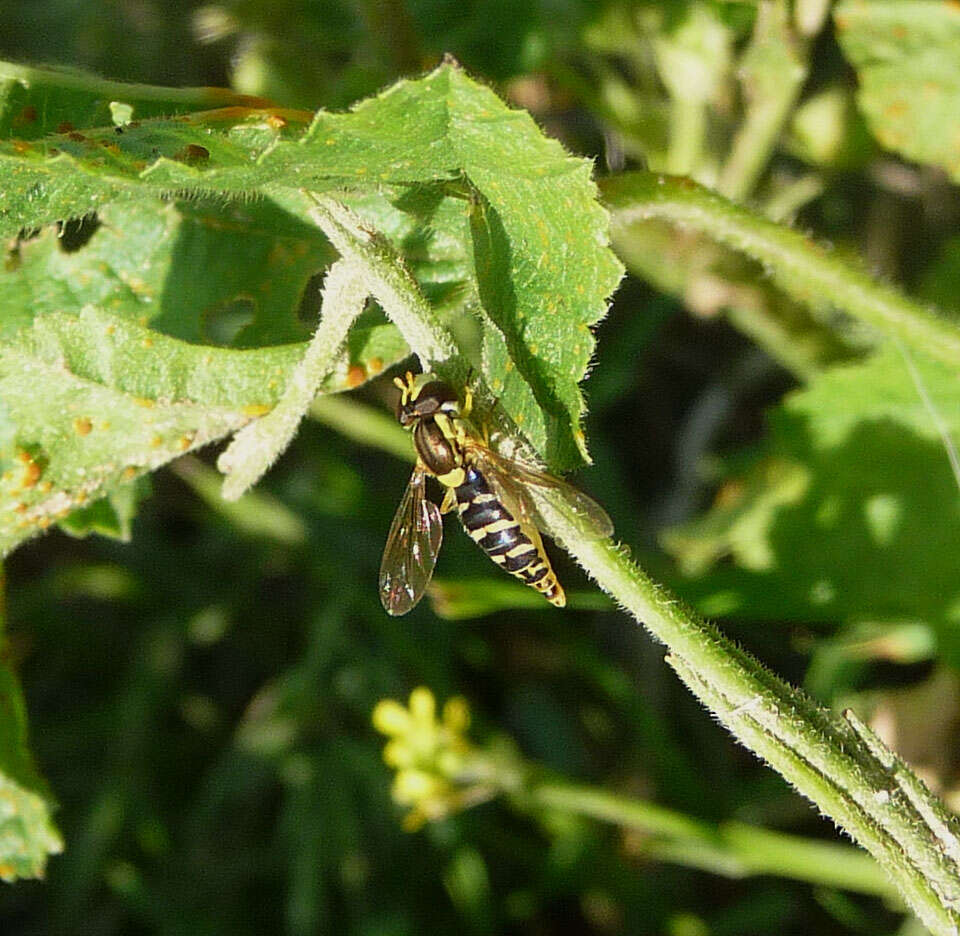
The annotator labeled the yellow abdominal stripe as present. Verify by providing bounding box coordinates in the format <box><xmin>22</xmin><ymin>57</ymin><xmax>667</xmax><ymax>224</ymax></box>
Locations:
<box><xmin>468</xmin><ymin>518</ymin><xmax>515</xmax><ymax>541</ymax></box>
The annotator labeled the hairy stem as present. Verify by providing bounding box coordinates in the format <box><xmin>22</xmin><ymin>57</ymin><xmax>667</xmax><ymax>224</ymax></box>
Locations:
<box><xmin>534</xmin><ymin>504</ymin><xmax>960</xmax><ymax>936</ymax></box>
<box><xmin>218</xmin><ymin>258</ymin><xmax>368</xmax><ymax>500</ymax></box>
<box><xmin>296</xmin><ymin>189</ymin><xmax>960</xmax><ymax>930</ymax></box>
<box><xmin>666</xmin><ymin>99</ymin><xmax>706</xmax><ymax>176</ymax></box>
<box><xmin>601</xmin><ymin>172</ymin><xmax>960</xmax><ymax>371</ymax></box>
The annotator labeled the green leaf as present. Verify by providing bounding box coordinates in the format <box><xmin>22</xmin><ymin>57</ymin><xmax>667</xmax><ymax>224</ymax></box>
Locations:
<box><xmin>0</xmin><ymin>105</ymin><xmax>315</xmax><ymax>238</ymax></box>
<box><xmin>0</xmin><ymin>307</ymin><xmax>302</xmax><ymax>557</ymax></box>
<box><xmin>663</xmin><ymin>346</ymin><xmax>960</xmax><ymax>635</ymax></box>
<box><xmin>0</xmin><ymin>60</ymin><xmax>273</xmax><ymax>141</ymax></box>
<box><xmin>295</xmin><ymin>65</ymin><xmax>622</xmax><ymax>466</ymax></box>
<box><xmin>1</xmin><ymin>63</ymin><xmax>619</xmax><ymax>549</ymax></box>
<box><xmin>1</xmin><ymin>198</ymin><xmax>331</xmax><ymax>347</ymax></box>
<box><xmin>835</xmin><ymin>0</ymin><xmax>960</xmax><ymax>180</ymax></box>
<box><xmin>0</xmin><ymin>575</ymin><xmax>62</xmax><ymax>880</ymax></box>
<box><xmin>1</xmin><ymin>63</ymin><xmax>620</xmax><ymax>470</ymax></box>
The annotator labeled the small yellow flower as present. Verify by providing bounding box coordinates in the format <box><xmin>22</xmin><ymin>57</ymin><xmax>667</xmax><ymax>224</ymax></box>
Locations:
<box><xmin>372</xmin><ymin>687</ymin><xmax>497</xmax><ymax>831</ymax></box>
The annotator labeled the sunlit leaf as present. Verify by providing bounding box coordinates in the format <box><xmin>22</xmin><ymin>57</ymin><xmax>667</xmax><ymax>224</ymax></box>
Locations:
<box><xmin>664</xmin><ymin>347</ymin><xmax>960</xmax><ymax>637</ymax></box>
<box><xmin>835</xmin><ymin>0</ymin><xmax>960</xmax><ymax>180</ymax></box>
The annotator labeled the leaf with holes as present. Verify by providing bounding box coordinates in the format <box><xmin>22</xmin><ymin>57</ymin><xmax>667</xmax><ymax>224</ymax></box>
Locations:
<box><xmin>1</xmin><ymin>62</ymin><xmax>620</xmax><ymax>469</ymax></box>
<box><xmin>0</xmin><ymin>308</ymin><xmax>305</xmax><ymax>556</ymax></box>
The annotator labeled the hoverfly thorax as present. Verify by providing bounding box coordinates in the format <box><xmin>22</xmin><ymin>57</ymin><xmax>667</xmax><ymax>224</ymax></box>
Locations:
<box><xmin>394</xmin><ymin>374</ymin><xmax>463</xmax><ymax>474</ymax></box>
<box><xmin>413</xmin><ymin>419</ymin><xmax>459</xmax><ymax>475</ymax></box>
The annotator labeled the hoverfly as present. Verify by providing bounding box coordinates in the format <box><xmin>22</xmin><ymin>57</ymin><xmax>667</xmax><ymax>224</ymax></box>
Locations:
<box><xmin>379</xmin><ymin>372</ymin><xmax>613</xmax><ymax>616</ymax></box>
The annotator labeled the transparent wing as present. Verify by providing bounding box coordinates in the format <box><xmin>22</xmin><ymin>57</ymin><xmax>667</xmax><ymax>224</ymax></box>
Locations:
<box><xmin>465</xmin><ymin>443</ymin><xmax>613</xmax><ymax>541</ymax></box>
<box><xmin>379</xmin><ymin>466</ymin><xmax>443</xmax><ymax>616</ymax></box>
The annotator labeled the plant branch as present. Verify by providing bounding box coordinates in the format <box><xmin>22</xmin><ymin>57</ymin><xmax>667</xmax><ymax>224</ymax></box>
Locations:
<box><xmin>309</xmin><ymin>394</ymin><xmax>414</xmax><ymax>462</ymax></box>
<box><xmin>305</xmin><ymin>193</ymin><xmax>467</xmax><ymax>386</ymax></box>
<box><xmin>601</xmin><ymin>171</ymin><xmax>960</xmax><ymax>371</ymax></box>
<box><xmin>218</xmin><ymin>257</ymin><xmax>368</xmax><ymax>500</ymax></box>
<box><xmin>666</xmin><ymin>99</ymin><xmax>706</xmax><ymax>176</ymax></box>
<box><xmin>527</xmin><ymin>781</ymin><xmax>892</xmax><ymax>896</ymax></box>
<box><xmin>311</xmin><ymin>389</ymin><xmax>960</xmax><ymax>926</ymax></box>
<box><xmin>530</xmin><ymin>500</ymin><xmax>960</xmax><ymax>935</ymax></box>
<box><xmin>717</xmin><ymin>0</ymin><xmax>808</xmax><ymax>202</ymax></box>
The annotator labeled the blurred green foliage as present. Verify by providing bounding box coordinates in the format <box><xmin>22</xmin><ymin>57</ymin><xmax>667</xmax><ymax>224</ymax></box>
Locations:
<box><xmin>3</xmin><ymin>0</ymin><xmax>960</xmax><ymax>934</ymax></box>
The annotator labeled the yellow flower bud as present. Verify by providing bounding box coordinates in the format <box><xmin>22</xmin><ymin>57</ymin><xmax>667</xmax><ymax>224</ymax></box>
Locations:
<box><xmin>372</xmin><ymin>699</ymin><xmax>411</xmax><ymax>736</ymax></box>
<box><xmin>408</xmin><ymin>686</ymin><xmax>436</xmax><ymax>724</ymax></box>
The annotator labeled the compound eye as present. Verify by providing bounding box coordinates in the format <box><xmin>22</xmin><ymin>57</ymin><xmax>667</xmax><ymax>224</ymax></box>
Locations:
<box><xmin>415</xmin><ymin>381</ymin><xmax>457</xmax><ymax>415</ymax></box>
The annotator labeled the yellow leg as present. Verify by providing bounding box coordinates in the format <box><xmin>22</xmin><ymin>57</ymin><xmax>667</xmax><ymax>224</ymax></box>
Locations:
<box><xmin>439</xmin><ymin>487</ymin><xmax>457</xmax><ymax>514</ymax></box>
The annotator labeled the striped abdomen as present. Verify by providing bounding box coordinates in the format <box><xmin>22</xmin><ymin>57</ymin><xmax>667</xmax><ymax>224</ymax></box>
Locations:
<box><xmin>453</xmin><ymin>464</ymin><xmax>565</xmax><ymax>607</ymax></box>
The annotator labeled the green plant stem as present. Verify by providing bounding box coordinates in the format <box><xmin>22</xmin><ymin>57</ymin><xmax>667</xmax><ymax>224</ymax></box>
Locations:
<box><xmin>314</xmin><ymin>390</ymin><xmax>960</xmax><ymax>927</ymax></box>
<box><xmin>763</xmin><ymin>172</ymin><xmax>824</xmax><ymax>223</ymax></box>
<box><xmin>717</xmin><ymin>1</ymin><xmax>807</xmax><ymax>202</ymax></box>
<box><xmin>0</xmin><ymin>61</ymin><xmax>270</xmax><ymax>109</ymax></box>
<box><xmin>601</xmin><ymin>171</ymin><xmax>960</xmax><ymax>371</ymax></box>
<box><xmin>304</xmin><ymin>193</ymin><xmax>465</xmax><ymax>383</ymax></box>
<box><xmin>218</xmin><ymin>258</ymin><xmax>368</xmax><ymax>500</ymax></box>
<box><xmin>667</xmin><ymin>98</ymin><xmax>706</xmax><ymax>176</ymax></box>
<box><xmin>609</xmin><ymin>215</ymin><xmax>855</xmax><ymax>379</ymax></box>
<box><xmin>171</xmin><ymin>455</ymin><xmax>306</xmax><ymax>545</ymax></box>
<box><xmin>535</xmin><ymin>522</ymin><xmax>960</xmax><ymax>936</ymax></box>
<box><xmin>528</xmin><ymin>782</ymin><xmax>892</xmax><ymax>896</ymax></box>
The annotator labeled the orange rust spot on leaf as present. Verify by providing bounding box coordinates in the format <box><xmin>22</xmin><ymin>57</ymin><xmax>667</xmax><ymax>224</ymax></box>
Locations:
<box><xmin>74</xmin><ymin>417</ymin><xmax>93</xmax><ymax>436</ymax></box>
<box><xmin>134</xmin><ymin>397</ymin><xmax>155</xmax><ymax>408</ymax></box>
<box><xmin>267</xmin><ymin>114</ymin><xmax>288</xmax><ymax>129</ymax></box>
<box><xmin>39</xmin><ymin>481</ymin><xmax>53</xmax><ymax>494</ymax></box>
<box><xmin>242</xmin><ymin>404</ymin><xmax>272</xmax><ymax>417</ymax></box>
<box><xmin>150</xmin><ymin>434</ymin><xmax>163</xmax><ymax>448</ymax></box>
<box><xmin>123</xmin><ymin>466</ymin><xmax>138</xmax><ymax>481</ymax></box>
<box><xmin>346</xmin><ymin>365</ymin><xmax>366</xmax><ymax>387</ymax></box>
<box><xmin>37</xmin><ymin>516</ymin><xmax>51</xmax><ymax>529</ymax></box>
<box><xmin>20</xmin><ymin>460</ymin><xmax>41</xmax><ymax>489</ymax></box>
<box><xmin>142</xmin><ymin>337</ymin><xmax>154</xmax><ymax>349</ymax></box>
<box><xmin>11</xmin><ymin>140</ymin><xmax>31</xmax><ymax>154</ymax></box>
<box><xmin>177</xmin><ymin>434</ymin><xmax>194</xmax><ymax>451</ymax></box>
<box><xmin>368</xmin><ymin>357</ymin><xmax>384</xmax><ymax>374</ymax></box>
<box><xmin>13</xmin><ymin>502</ymin><xmax>26</xmax><ymax>514</ymax></box>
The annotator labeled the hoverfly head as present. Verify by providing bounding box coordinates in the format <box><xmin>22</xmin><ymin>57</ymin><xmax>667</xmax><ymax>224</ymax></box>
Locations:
<box><xmin>394</xmin><ymin>373</ymin><xmax>459</xmax><ymax>428</ymax></box>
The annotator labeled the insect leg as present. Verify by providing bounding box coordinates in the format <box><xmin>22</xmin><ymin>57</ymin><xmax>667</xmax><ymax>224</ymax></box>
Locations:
<box><xmin>439</xmin><ymin>486</ymin><xmax>457</xmax><ymax>514</ymax></box>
